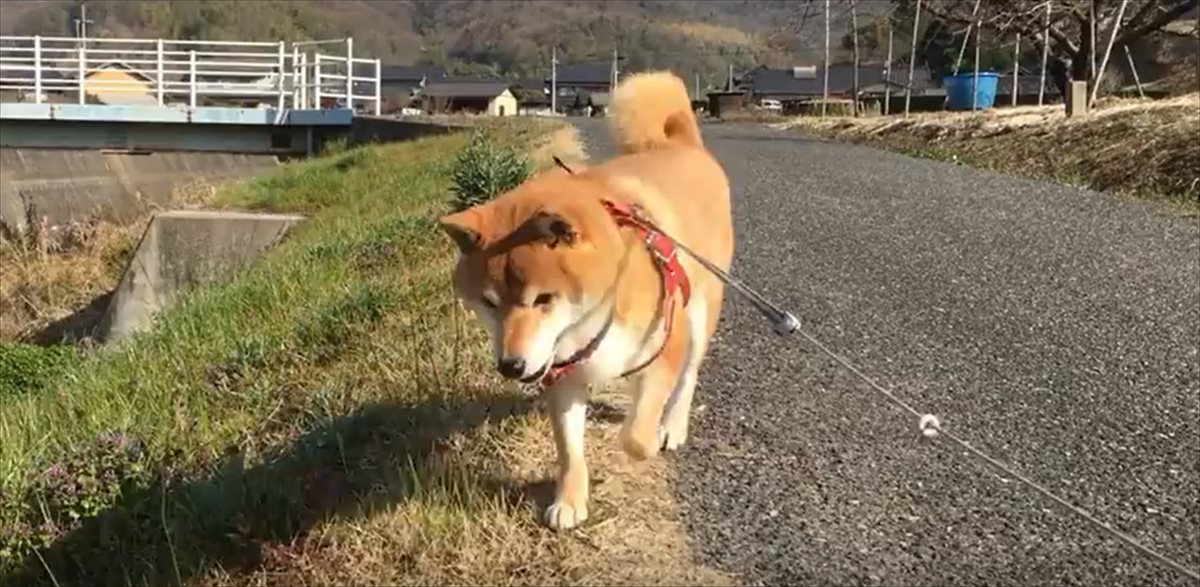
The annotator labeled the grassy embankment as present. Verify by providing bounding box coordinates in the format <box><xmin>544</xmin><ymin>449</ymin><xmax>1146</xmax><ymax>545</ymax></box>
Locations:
<box><xmin>0</xmin><ymin>120</ymin><xmax>728</xmax><ymax>586</ymax></box>
<box><xmin>776</xmin><ymin>94</ymin><xmax>1200</xmax><ymax>215</ymax></box>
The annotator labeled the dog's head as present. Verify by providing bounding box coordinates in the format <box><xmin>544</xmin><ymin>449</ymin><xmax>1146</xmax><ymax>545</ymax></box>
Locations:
<box><xmin>438</xmin><ymin>173</ymin><xmax>623</xmax><ymax>382</ymax></box>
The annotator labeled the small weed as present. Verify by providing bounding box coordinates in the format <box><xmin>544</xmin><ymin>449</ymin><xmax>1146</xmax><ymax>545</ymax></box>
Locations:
<box><xmin>0</xmin><ymin>431</ymin><xmax>148</xmax><ymax>564</ymax></box>
<box><xmin>321</xmin><ymin>136</ymin><xmax>352</xmax><ymax>157</ymax></box>
<box><xmin>449</xmin><ymin>130</ymin><xmax>530</xmax><ymax>211</ymax></box>
<box><xmin>0</xmin><ymin>343</ymin><xmax>80</xmax><ymax>398</ymax></box>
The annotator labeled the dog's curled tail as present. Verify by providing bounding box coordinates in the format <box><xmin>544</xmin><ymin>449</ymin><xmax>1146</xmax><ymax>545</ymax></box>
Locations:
<box><xmin>608</xmin><ymin>70</ymin><xmax>702</xmax><ymax>154</ymax></box>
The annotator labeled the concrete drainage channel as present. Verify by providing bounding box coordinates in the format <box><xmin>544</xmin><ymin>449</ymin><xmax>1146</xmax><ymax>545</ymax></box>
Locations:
<box><xmin>0</xmin><ymin>118</ymin><xmax>466</xmax><ymax>346</ymax></box>
<box><xmin>96</xmin><ymin>210</ymin><xmax>306</xmax><ymax>343</ymax></box>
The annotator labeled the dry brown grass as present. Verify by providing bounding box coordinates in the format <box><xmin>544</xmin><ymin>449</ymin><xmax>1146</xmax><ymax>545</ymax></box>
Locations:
<box><xmin>0</xmin><ymin>177</ymin><xmax>222</xmax><ymax>343</ymax></box>
<box><xmin>199</xmin><ymin>390</ymin><xmax>732</xmax><ymax>587</ymax></box>
<box><xmin>774</xmin><ymin>94</ymin><xmax>1200</xmax><ymax>212</ymax></box>
<box><xmin>0</xmin><ymin>220</ymin><xmax>138</xmax><ymax>343</ymax></box>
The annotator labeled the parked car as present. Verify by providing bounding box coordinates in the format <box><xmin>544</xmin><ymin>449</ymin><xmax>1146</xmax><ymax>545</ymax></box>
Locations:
<box><xmin>758</xmin><ymin>98</ymin><xmax>783</xmax><ymax>112</ymax></box>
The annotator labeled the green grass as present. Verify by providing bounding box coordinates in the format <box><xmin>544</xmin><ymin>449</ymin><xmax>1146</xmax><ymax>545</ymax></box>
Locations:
<box><xmin>0</xmin><ymin>343</ymin><xmax>81</xmax><ymax>399</ymax></box>
<box><xmin>0</xmin><ymin>122</ymin><xmax>552</xmax><ymax>585</ymax></box>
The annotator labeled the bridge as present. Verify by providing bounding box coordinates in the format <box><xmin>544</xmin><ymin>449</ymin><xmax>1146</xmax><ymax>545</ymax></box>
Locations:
<box><xmin>0</xmin><ymin>35</ymin><xmax>382</xmax><ymax>155</ymax></box>
<box><xmin>0</xmin><ymin>35</ymin><xmax>397</xmax><ymax>237</ymax></box>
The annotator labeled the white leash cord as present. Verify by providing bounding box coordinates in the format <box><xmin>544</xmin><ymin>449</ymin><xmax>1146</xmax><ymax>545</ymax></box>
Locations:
<box><xmin>663</xmin><ymin>232</ymin><xmax>1200</xmax><ymax>582</ymax></box>
<box><xmin>794</xmin><ymin>326</ymin><xmax>1200</xmax><ymax>582</ymax></box>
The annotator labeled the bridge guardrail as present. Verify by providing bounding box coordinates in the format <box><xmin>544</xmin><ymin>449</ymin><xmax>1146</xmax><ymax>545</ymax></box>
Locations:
<box><xmin>0</xmin><ymin>35</ymin><xmax>380</xmax><ymax>115</ymax></box>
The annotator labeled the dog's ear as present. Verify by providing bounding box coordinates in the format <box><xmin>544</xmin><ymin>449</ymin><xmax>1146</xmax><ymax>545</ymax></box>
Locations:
<box><xmin>439</xmin><ymin>209</ymin><xmax>485</xmax><ymax>254</ymax></box>
<box><xmin>531</xmin><ymin>211</ymin><xmax>578</xmax><ymax>248</ymax></box>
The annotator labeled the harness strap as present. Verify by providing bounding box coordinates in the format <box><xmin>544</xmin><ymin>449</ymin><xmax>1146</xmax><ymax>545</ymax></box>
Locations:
<box><xmin>539</xmin><ymin>199</ymin><xmax>691</xmax><ymax>387</ymax></box>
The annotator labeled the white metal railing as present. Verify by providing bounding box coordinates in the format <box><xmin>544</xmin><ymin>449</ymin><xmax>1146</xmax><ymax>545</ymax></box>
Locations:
<box><xmin>0</xmin><ymin>35</ymin><xmax>381</xmax><ymax>115</ymax></box>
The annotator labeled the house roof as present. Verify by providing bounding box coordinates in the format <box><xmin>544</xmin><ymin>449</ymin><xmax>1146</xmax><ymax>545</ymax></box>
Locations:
<box><xmin>358</xmin><ymin>64</ymin><xmax>446</xmax><ymax>82</ymax></box>
<box><xmin>86</xmin><ymin>61</ymin><xmax>155</xmax><ymax>82</ymax></box>
<box><xmin>740</xmin><ymin>64</ymin><xmax>934</xmax><ymax>97</ymax></box>
<box><xmin>549</xmin><ymin>63</ymin><xmax>610</xmax><ymax>85</ymax></box>
<box><xmin>420</xmin><ymin>81</ymin><xmax>514</xmax><ymax>98</ymax></box>
<box><xmin>515</xmin><ymin>77</ymin><xmax>546</xmax><ymax>91</ymax></box>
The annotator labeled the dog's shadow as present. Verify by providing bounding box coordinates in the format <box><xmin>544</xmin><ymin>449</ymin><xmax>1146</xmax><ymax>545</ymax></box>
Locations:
<box><xmin>4</xmin><ymin>390</ymin><xmax>547</xmax><ymax>587</ymax></box>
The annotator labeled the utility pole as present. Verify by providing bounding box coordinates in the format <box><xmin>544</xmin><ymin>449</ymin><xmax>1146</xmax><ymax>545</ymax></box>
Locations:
<box><xmin>905</xmin><ymin>0</ymin><xmax>922</xmax><ymax>117</ymax></box>
<box><xmin>1038</xmin><ymin>0</ymin><xmax>1051</xmax><ymax>105</ymax></box>
<box><xmin>884</xmin><ymin>20</ymin><xmax>894</xmax><ymax>115</ymax></box>
<box><xmin>727</xmin><ymin>62</ymin><xmax>733</xmax><ymax>92</ymax></box>
<box><xmin>850</xmin><ymin>0</ymin><xmax>860</xmax><ymax>117</ymax></box>
<box><xmin>822</xmin><ymin>0</ymin><xmax>830</xmax><ymax>117</ymax></box>
<box><xmin>78</xmin><ymin>0</ymin><xmax>87</xmax><ymax>40</ymax></box>
<box><xmin>694</xmin><ymin>71</ymin><xmax>700</xmax><ymax>101</ymax></box>
<box><xmin>610</xmin><ymin>47</ymin><xmax>619</xmax><ymax>92</ymax></box>
<box><xmin>551</xmin><ymin>46</ymin><xmax>558</xmax><ymax>115</ymax></box>
<box><xmin>73</xmin><ymin>0</ymin><xmax>93</xmax><ymax>48</ymax></box>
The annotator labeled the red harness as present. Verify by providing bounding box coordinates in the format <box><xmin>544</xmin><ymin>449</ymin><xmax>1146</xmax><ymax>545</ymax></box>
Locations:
<box><xmin>540</xmin><ymin>199</ymin><xmax>692</xmax><ymax>387</ymax></box>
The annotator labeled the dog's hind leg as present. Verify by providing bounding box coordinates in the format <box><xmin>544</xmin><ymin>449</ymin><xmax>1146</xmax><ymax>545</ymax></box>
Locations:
<box><xmin>544</xmin><ymin>382</ymin><xmax>590</xmax><ymax>530</ymax></box>
<box><xmin>619</xmin><ymin>310</ymin><xmax>689</xmax><ymax>460</ymax></box>
<box><xmin>660</xmin><ymin>294</ymin><xmax>715</xmax><ymax>451</ymax></box>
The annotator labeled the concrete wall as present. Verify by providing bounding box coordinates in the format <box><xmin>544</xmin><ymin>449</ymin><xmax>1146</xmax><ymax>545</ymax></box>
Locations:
<box><xmin>0</xmin><ymin>148</ymin><xmax>278</xmax><ymax>237</ymax></box>
<box><xmin>0</xmin><ymin>119</ymin><xmax>309</xmax><ymax>153</ymax></box>
<box><xmin>97</xmin><ymin>210</ymin><xmax>305</xmax><ymax>343</ymax></box>
<box><xmin>347</xmin><ymin>116</ymin><xmax>464</xmax><ymax>146</ymax></box>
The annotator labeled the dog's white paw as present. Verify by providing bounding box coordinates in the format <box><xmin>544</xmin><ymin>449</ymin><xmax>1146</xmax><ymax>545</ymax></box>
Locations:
<box><xmin>659</xmin><ymin>417</ymin><xmax>689</xmax><ymax>451</ymax></box>
<box><xmin>543</xmin><ymin>500</ymin><xmax>589</xmax><ymax>531</ymax></box>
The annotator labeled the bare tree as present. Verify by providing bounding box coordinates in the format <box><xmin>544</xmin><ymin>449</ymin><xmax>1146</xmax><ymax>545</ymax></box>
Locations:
<box><xmin>924</xmin><ymin>0</ymin><xmax>1198</xmax><ymax>98</ymax></box>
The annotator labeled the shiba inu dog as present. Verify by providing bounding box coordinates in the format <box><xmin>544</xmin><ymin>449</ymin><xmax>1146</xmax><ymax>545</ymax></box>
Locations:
<box><xmin>438</xmin><ymin>71</ymin><xmax>733</xmax><ymax>530</ymax></box>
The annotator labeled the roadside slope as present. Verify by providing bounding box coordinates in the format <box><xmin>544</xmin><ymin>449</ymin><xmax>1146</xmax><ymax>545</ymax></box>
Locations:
<box><xmin>0</xmin><ymin>121</ymin><xmax>729</xmax><ymax>587</ymax></box>
<box><xmin>776</xmin><ymin>95</ymin><xmax>1200</xmax><ymax>213</ymax></box>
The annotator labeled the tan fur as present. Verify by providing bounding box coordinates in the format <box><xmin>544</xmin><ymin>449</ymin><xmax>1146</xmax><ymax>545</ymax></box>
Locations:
<box><xmin>439</xmin><ymin>70</ymin><xmax>733</xmax><ymax>530</ymax></box>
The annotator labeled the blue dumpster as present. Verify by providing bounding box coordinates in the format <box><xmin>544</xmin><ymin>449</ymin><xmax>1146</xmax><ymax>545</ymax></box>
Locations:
<box><xmin>944</xmin><ymin>72</ymin><xmax>999</xmax><ymax>110</ymax></box>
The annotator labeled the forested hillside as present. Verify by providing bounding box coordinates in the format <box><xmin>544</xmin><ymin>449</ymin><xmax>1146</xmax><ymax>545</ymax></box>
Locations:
<box><xmin>2</xmin><ymin>0</ymin><xmax>884</xmax><ymax>87</ymax></box>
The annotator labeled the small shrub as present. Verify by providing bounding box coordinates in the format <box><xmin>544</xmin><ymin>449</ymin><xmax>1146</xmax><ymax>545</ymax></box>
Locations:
<box><xmin>449</xmin><ymin>130</ymin><xmax>530</xmax><ymax>211</ymax></box>
<box><xmin>321</xmin><ymin>136</ymin><xmax>352</xmax><ymax>157</ymax></box>
<box><xmin>0</xmin><ymin>343</ymin><xmax>80</xmax><ymax>398</ymax></box>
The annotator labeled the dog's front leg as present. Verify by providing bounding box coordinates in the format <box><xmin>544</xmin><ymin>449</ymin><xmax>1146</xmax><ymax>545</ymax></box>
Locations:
<box><xmin>543</xmin><ymin>382</ymin><xmax>589</xmax><ymax>530</ymax></box>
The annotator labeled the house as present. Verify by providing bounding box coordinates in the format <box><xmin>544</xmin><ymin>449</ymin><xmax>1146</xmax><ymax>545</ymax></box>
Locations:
<box><xmin>181</xmin><ymin>67</ymin><xmax>285</xmax><ymax>107</ymax></box>
<box><xmin>513</xmin><ymin>77</ymin><xmax>552</xmax><ymax>115</ymax></box>
<box><xmin>84</xmin><ymin>61</ymin><xmax>158</xmax><ymax>105</ymax></box>
<box><xmin>419</xmin><ymin>81</ymin><xmax>518</xmax><ymax>116</ymax></box>
<box><xmin>737</xmin><ymin>63</ymin><xmax>936</xmax><ymax>111</ymax></box>
<box><xmin>356</xmin><ymin>64</ymin><xmax>446</xmax><ymax>112</ymax></box>
<box><xmin>707</xmin><ymin>90</ymin><xmax>748</xmax><ymax>118</ymax></box>
<box><xmin>568</xmin><ymin>90</ymin><xmax>609</xmax><ymax>116</ymax></box>
<box><xmin>546</xmin><ymin>62</ymin><xmax>611</xmax><ymax>102</ymax></box>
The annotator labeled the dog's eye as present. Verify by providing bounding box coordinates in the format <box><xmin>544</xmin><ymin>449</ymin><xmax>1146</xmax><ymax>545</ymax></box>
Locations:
<box><xmin>481</xmin><ymin>295</ymin><xmax>498</xmax><ymax>309</ymax></box>
<box><xmin>533</xmin><ymin>293</ymin><xmax>554</xmax><ymax>307</ymax></box>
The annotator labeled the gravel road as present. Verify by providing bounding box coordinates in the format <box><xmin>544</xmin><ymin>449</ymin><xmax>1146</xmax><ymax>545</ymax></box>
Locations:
<box><xmin>572</xmin><ymin>119</ymin><xmax>1200</xmax><ymax>586</ymax></box>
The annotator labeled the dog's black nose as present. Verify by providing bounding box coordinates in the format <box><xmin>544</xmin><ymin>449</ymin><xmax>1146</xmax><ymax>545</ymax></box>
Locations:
<box><xmin>497</xmin><ymin>357</ymin><xmax>525</xmax><ymax>379</ymax></box>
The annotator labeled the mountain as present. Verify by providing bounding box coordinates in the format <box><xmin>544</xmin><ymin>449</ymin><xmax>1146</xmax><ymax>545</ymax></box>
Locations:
<box><xmin>1</xmin><ymin>0</ymin><xmax>891</xmax><ymax>90</ymax></box>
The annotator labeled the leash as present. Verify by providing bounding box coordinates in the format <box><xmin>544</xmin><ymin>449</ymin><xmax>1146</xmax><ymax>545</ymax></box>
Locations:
<box><xmin>620</xmin><ymin>199</ymin><xmax>1199</xmax><ymax>582</ymax></box>
<box><xmin>547</xmin><ymin>155</ymin><xmax>1197</xmax><ymax>579</ymax></box>
<box><xmin>549</xmin><ymin>154</ymin><xmax>1195</xmax><ymax>576</ymax></box>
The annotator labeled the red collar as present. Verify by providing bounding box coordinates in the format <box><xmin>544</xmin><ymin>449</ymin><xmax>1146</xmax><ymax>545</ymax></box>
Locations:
<box><xmin>540</xmin><ymin>199</ymin><xmax>691</xmax><ymax>387</ymax></box>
